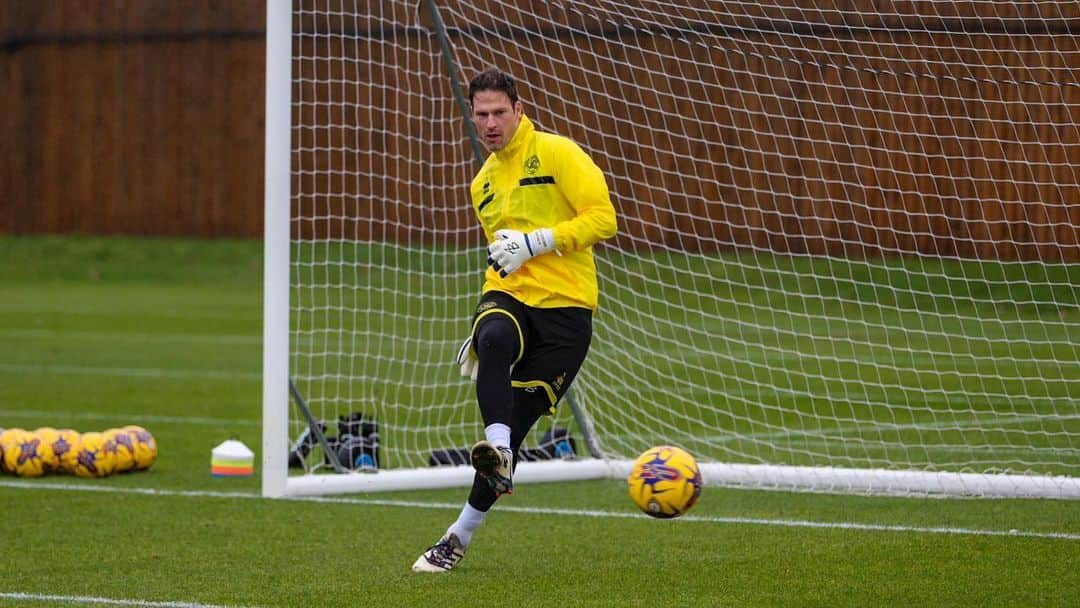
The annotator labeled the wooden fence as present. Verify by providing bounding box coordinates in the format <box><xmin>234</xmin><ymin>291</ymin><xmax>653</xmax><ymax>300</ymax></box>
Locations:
<box><xmin>2</xmin><ymin>1</ymin><xmax>1078</xmax><ymax>260</ymax></box>
<box><xmin>1</xmin><ymin>1</ymin><xmax>266</xmax><ymax>236</ymax></box>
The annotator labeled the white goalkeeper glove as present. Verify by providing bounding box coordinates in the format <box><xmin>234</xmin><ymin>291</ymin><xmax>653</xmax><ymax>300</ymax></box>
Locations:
<box><xmin>486</xmin><ymin>228</ymin><xmax>555</xmax><ymax>277</ymax></box>
<box><xmin>456</xmin><ymin>336</ymin><xmax>478</xmax><ymax>381</ymax></box>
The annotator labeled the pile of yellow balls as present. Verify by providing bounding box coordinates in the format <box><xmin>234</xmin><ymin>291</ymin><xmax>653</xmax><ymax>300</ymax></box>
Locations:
<box><xmin>0</xmin><ymin>426</ymin><xmax>157</xmax><ymax>478</ymax></box>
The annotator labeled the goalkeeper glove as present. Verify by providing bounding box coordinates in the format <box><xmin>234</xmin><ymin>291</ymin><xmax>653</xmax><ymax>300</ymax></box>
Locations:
<box><xmin>456</xmin><ymin>336</ymin><xmax>478</xmax><ymax>381</ymax></box>
<box><xmin>486</xmin><ymin>228</ymin><xmax>555</xmax><ymax>277</ymax></box>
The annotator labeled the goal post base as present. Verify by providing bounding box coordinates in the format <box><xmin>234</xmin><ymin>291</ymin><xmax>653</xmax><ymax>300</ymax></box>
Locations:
<box><xmin>278</xmin><ymin>458</ymin><xmax>617</xmax><ymax>497</ymax></box>
<box><xmin>607</xmin><ymin>461</ymin><xmax>1080</xmax><ymax>499</ymax></box>
<box><xmin>274</xmin><ymin>459</ymin><xmax>1080</xmax><ymax>499</ymax></box>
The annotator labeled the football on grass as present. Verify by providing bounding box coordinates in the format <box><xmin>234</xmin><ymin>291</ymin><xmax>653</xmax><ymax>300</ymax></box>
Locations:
<box><xmin>49</xmin><ymin>429</ymin><xmax>83</xmax><ymax>474</ymax></box>
<box><xmin>0</xmin><ymin>428</ymin><xmax>27</xmax><ymax>474</ymax></box>
<box><xmin>627</xmin><ymin>445</ymin><xmax>703</xmax><ymax>519</ymax></box>
<box><xmin>72</xmin><ymin>432</ymin><xmax>117</xmax><ymax>478</ymax></box>
<box><xmin>31</xmin><ymin>427</ymin><xmax>63</xmax><ymax>473</ymax></box>
<box><xmin>3</xmin><ymin>431</ymin><xmax>56</xmax><ymax>478</ymax></box>
<box><xmin>122</xmin><ymin>425</ymin><xmax>158</xmax><ymax>470</ymax></box>
<box><xmin>105</xmin><ymin>427</ymin><xmax>137</xmax><ymax>473</ymax></box>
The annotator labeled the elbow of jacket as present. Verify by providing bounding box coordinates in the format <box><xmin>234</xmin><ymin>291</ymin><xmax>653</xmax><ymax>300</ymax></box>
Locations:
<box><xmin>600</xmin><ymin>217</ymin><xmax>618</xmax><ymax>240</ymax></box>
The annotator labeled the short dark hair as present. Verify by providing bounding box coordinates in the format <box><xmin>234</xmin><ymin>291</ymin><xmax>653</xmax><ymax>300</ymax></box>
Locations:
<box><xmin>468</xmin><ymin>68</ymin><xmax>518</xmax><ymax>106</ymax></box>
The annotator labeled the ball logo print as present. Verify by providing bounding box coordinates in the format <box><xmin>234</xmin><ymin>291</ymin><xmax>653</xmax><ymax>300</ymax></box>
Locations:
<box><xmin>77</xmin><ymin>449</ymin><xmax>102</xmax><ymax>476</ymax></box>
<box><xmin>53</xmin><ymin>436</ymin><xmax>71</xmax><ymax>453</ymax></box>
<box><xmin>627</xmin><ymin>446</ymin><xmax>703</xmax><ymax>519</ymax></box>
<box><xmin>18</xmin><ymin>439</ymin><xmax>40</xmax><ymax>464</ymax></box>
<box><xmin>52</xmin><ymin>435</ymin><xmax>73</xmax><ymax>463</ymax></box>
<box><xmin>637</xmin><ymin>459</ymin><xmax>682</xmax><ymax>484</ymax></box>
<box><xmin>13</xmin><ymin>437</ymin><xmax>53</xmax><ymax>478</ymax></box>
<box><xmin>52</xmin><ymin>432</ymin><xmax>80</xmax><ymax>473</ymax></box>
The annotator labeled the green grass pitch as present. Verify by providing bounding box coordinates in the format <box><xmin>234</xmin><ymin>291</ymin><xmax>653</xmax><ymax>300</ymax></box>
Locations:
<box><xmin>0</xmin><ymin>235</ymin><xmax>1078</xmax><ymax>607</ymax></box>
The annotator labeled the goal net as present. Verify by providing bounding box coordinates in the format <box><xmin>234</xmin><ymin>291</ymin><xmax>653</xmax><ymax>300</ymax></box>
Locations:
<box><xmin>263</xmin><ymin>0</ymin><xmax>1080</xmax><ymax>498</ymax></box>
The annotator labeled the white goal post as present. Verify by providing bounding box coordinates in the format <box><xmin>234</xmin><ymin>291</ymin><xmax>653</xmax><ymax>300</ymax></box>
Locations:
<box><xmin>263</xmin><ymin>0</ymin><xmax>1080</xmax><ymax>499</ymax></box>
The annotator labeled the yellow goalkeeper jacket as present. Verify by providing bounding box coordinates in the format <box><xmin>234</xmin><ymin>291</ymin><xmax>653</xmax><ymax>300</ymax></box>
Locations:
<box><xmin>470</xmin><ymin>115</ymin><xmax>618</xmax><ymax>310</ymax></box>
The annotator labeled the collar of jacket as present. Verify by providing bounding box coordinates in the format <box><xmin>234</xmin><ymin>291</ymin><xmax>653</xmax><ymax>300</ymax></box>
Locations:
<box><xmin>494</xmin><ymin>114</ymin><xmax>535</xmax><ymax>162</ymax></box>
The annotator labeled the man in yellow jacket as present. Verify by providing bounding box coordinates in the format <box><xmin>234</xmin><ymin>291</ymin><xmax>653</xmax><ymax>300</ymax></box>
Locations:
<box><xmin>414</xmin><ymin>68</ymin><xmax>618</xmax><ymax>573</ymax></box>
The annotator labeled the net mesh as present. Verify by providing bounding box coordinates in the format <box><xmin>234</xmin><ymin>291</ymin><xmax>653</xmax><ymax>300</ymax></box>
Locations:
<box><xmin>286</xmin><ymin>0</ymin><xmax>1080</xmax><ymax>493</ymax></box>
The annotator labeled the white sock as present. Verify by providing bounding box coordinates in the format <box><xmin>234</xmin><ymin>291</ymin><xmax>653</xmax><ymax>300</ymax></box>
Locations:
<box><xmin>484</xmin><ymin>423</ymin><xmax>511</xmax><ymax>449</ymax></box>
<box><xmin>447</xmin><ymin>503</ymin><xmax>487</xmax><ymax>548</ymax></box>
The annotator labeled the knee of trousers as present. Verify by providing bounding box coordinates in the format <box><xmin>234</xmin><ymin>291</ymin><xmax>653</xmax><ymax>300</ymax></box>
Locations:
<box><xmin>474</xmin><ymin>314</ymin><xmax>520</xmax><ymax>361</ymax></box>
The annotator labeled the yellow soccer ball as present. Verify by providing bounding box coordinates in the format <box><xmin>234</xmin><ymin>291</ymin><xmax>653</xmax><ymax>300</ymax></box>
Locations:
<box><xmin>105</xmin><ymin>428</ymin><xmax>137</xmax><ymax>473</ymax></box>
<box><xmin>122</xmin><ymin>425</ymin><xmax>158</xmax><ymax>471</ymax></box>
<box><xmin>3</xmin><ymin>430</ymin><xmax>56</xmax><ymax>478</ymax></box>
<box><xmin>72</xmin><ymin>432</ymin><xmax>116</xmax><ymax>478</ymax></box>
<box><xmin>627</xmin><ymin>445</ymin><xmax>703</xmax><ymax>519</ymax></box>
<box><xmin>47</xmin><ymin>429</ymin><xmax>83</xmax><ymax>474</ymax></box>
<box><xmin>31</xmin><ymin>427</ymin><xmax>63</xmax><ymax>473</ymax></box>
<box><xmin>0</xmin><ymin>428</ymin><xmax>29</xmax><ymax>474</ymax></box>
<box><xmin>0</xmin><ymin>427</ymin><xmax>26</xmax><ymax>448</ymax></box>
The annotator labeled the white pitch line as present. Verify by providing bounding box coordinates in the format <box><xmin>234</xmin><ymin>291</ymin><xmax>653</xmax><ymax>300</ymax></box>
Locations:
<box><xmin>0</xmin><ymin>363</ymin><xmax>260</xmax><ymax>381</ymax></box>
<box><xmin>0</xmin><ymin>409</ymin><xmax>259</xmax><ymax>428</ymax></box>
<box><xmin>0</xmin><ymin>305</ymin><xmax>252</xmax><ymax>322</ymax></box>
<box><xmin>0</xmin><ymin>328</ymin><xmax>261</xmax><ymax>345</ymax></box>
<box><xmin>0</xmin><ymin>591</ymin><xmax>256</xmax><ymax>608</ymax></box>
<box><xmin>1</xmin><ymin>479</ymin><xmax>1077</xmax><ymax>542</ymax></box>
<box><xmin>290</xmin><ymin>495</ymin><xmax>1080</xmax><ymax>540</ymax></box>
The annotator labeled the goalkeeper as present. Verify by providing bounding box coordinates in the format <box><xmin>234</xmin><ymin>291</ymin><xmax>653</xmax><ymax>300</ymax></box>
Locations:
<box><xmin>413</xmin><ymin>68</ymin><xmax>618</xmax><ymax>573</ymax></box>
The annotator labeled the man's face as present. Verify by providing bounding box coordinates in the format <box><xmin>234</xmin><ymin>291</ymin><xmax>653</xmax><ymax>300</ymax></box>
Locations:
<box><xmin>471</xmin><ymin>90</ymin><xmax>523</xmax><ymax>152</ymax></box>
